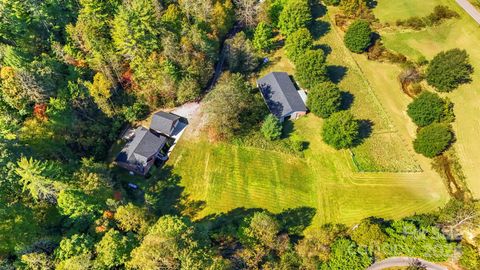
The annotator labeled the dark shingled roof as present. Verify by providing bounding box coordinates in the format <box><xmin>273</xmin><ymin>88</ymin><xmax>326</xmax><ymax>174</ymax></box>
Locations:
<box><xmin>257</xmin><ymin>72</ymin><xmax>307</xmax><ymax>118</ymax></box>
<box><xmin>150</xmin><ymin>111</ymin><xmax>180</xmax><ymax>136</ymax></box>
<box><xmin>116</xmin><ymin>126</ymin><xmax>166</xmax><ymax>166</ymax></box>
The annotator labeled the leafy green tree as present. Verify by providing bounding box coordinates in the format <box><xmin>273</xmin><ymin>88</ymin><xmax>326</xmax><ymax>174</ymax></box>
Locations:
<box><xmin>20</xmin><ymin>252</ymin><xmax>54</xmax><ymax>270</ymax></box>
<box><xmin>426</xmin><ymin>49</ymin><xmax>473</xmax><ymax>92</ymax></box>
<box><xmin>253</xmin><ymin>22</ymin><xmax>275</xmax><ymax>52</ymax></box>
<box><xmin>322</xmin><ymin>111</ymin><xmax>360</xmax><ymax>149</ymax></box>
<box><xmin>413</xmin><ymin>123</ymin><xmax>453</xmax><ymax>158</ymax></box>
<box><xmin>344</xmin><ymin>20</ymin><xmax>372</xmax><ymax>53</ymax></box>
<box><xmin>381</xmin><ymin>220</ymin><xmax>455</xmax><ymax>261</ymax></box>
<box><xmin>57</xmin><ymin>189</ymin><xmax>100</xmax><ymax>218</ymax></box>
<box><xmin>114</xmin><ymin>203</ymin><xmax>150</xmax><ymax>234</ymax></box>
<box><xmin>205</xmin><ymin>72</ymin><xmax>262</xmax><ymax>139</ymax></box>
<box><xmin>55</xmin><ymin>253</ymin><xmax>93</xmax><ymax>270</ymax></box>
<box><xmin>85</xmin><ymin>73</ymin><xmax>114</xmax><ymax>117</ymax></box>
<box><xmin>15</xmin><ymin>157</ymin><xmax>59</xmax><ymax>202</ymax></box>
<box><xmin>340</xmin><ymin>0</ymin><xmax>368</xmax><ymax>17</ymax></box>
<box><xmin>240</xmin><ymin>212</ymin><xmax>280</xmax><ymax>249</ymax></box>
<box><xmin>55</xmin><ymin>234</ymin><xmax>94</xmax><ymax>261</ymax></box>
<box><xmin>278</xmin><ymin>0</ymin><xmax>312</xmax><ymax>36</ymax></box>
<box><xmin>261</xmin><ymin>114</ymin><xmax>283</xmax><ymax>141</ymax></box>
<box><xmin>322</xmin><ymin>238</ymin><xmax>372</xmax><ymax>270</ymax></box>
<box><xmin>307</xmin><ymin>82</ymin><xmax>342</xmax><ymax>118</ymax></box>
<box><xmin>111</xmin><ymin>0</ymin><xmax>161</xmax><ymax>60</ymax></box>
<box><xmin>94</xmin><ymin>229</ymin><xmax>135</xmax><ymax>269</ymax></box>
<box><xmin>285</xmin><ymin>28</ymin><xmax>314</xmax><ymax>64</ymax></box>
<box><xmin>407</xmin><ymin>91</ymin><xmax>452</xmax><ymax>127</ymax></box>
<box><xmin>128</xmin><ymin>215</ymin><xmax>212</xmax><ymax>269</ymax></box>
<box><xmin>323</xmin><ymin>0</ymin><xmax>340</xmax><ymax>6</ymax></box>
<box><xmin>296</xmin><ymin>224</ymin><xmax>347</xmax><ymax>268</ymax></box>
<box><xmin>225</xmin><ymin>32</ymin><xmax>260</xmax><ymax>73</ymax></box>
<box><xmin>349</xmin><ymin>219</ymin><xmax>387</xmax><ymax>254</ymax></box>
<box><xmin>295</xmin><ymin>50</ymin><xmax>328</xmax><ymax>89</ymax></box>
<box><xmin>459</xmin><ymin>242</ymin><xmax>480</xmax><ymax>270</ymax></box>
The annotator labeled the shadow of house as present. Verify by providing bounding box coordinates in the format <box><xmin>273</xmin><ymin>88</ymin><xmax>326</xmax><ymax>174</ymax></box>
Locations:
<box><xmin>257</xmin><ymin>72</ymin><xmax>308</xmax><ymax>122</ymax></box>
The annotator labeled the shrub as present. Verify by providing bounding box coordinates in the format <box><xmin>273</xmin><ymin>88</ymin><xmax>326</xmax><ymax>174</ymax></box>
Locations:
<box><xmin>344</xmin><ymin>20</ymin><xmax>372</xmax><ymax>53</ymax></box>
<box><xmin>261</xmin><ymin>114</ymin><xmax>283</xmax><ymax>141</ymax></box>
<box><xmin>426</xmin><ymin>49</ymin><xmax>473</xmax><ymax>92</ymax></box>
<box><xmin>413</xmin><ymin>123</ymin><xmax>453</xmax><ymax>158</ymax></box>
<box><xmin>285</xmin><ymin>28</ymin><xmax>314</xmax><ymax>64</ymax></box>
<box><xmin>295</xmin><ymin>49</ymin><xmax>328</xmax><ymax>89</ymax></box>
<box><xmin>124</xmin><ymin>102</ymin><xmax>149</xmax><ymax>122</ymax></box>
<box><xmin>322</xmin><ymin>111</ymin><xmax>359</xmax><ymax>149</ymax></box>
<box><xmin>278</xmin><ymin>0</ymin><xmax>312</xmax><ymax>36</ymax></box>
<box><xmin>323</xmin><ymin>0</ymin><xmax>340</xmax><ymax>6</ymax></box>
<box><xmin>459</xmin><ymin>242</ymin><xmax>480</xmax><ymax>270</ymax></box>
<box><xmin>307</xmin><ymin>82</ymin><xmax>342</xmax><ymax>118</ymax></box>
<box><xmin>426</xmin><ymin>5</ymin><xmax>459</xmax><ymax>26</ymax></box>
<box><xmin>407</xmin><ymin>91</ymin><xmax>451</xmax><ymax>127</ymax></box>
<box><xmin>253</xmin><ymin>22</ymin><xmax>274</xmax><ymax>52</ymax></box>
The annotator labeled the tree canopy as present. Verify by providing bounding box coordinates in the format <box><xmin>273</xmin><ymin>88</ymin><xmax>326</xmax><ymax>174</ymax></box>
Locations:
<box><xmin>344</xmin><ymin>20</ymin><xmax>372</xmax><ymax>53</ymax></box>
<box><xmin>426</xmin><ymin>49</ymin><xmax>473</xmax><ymax>92</ymax></box>
<box><xmin>407</xmin><ymin>91</ymin><xmax>452</xmax><ymax>127</ymax></box>
<box><xmin>413</xmin><ymin>123</ymin><xmax>453</xmax><ymax>158</ymax></box>
<box><xmin>278</xmin><ymin>0</ymin><xmax>312</xmax><ymax>36</ymax></box>
<box><xmin>295</xmin><ymin>50</ymin><xmax>328</xmax><ymax>89</ymax></box>
<box><xmin>322</xmin><ymin>111</ymin><xmax>360</xmax><ymax>149</ymax></box>
<box><xmin>307</xmin><ymin>82</ymin><xmax>343</xmax><ymax>118</ymax></box>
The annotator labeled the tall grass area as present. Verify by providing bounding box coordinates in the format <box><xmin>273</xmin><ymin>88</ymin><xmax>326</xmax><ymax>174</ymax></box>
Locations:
<box><xmin>375</xmin><ymin>0</ymin><xmax>480</xmax><ymax>197</ymax></box>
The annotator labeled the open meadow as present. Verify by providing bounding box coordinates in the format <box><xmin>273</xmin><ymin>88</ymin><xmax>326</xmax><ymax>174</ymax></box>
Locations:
<box><xmin>375</xmin><ymin>0</ymin><xmax>480</xmax><ymax>197</ymax></box>
<box><xmin>165</xmin><ymin>5</ymin><xmax>450</xmax><ymax>227</ymax></box>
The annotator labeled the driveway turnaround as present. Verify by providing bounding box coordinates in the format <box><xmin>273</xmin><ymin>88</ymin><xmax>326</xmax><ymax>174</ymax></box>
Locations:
<box><xmin>457</xmin><ymin>0</ymin><xmax>480</xmax><ymax>25</ymax></box>
<box><xmin>367</xmin><ymin>257</ymin><xmax>448</xmax><ymax>270</ymax></box>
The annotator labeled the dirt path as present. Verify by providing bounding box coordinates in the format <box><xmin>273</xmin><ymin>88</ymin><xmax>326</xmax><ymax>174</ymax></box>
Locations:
<box><xmin>367</xmin><ymin>257</ymin><xmax>448</xmax><ymax>270</ymax></box>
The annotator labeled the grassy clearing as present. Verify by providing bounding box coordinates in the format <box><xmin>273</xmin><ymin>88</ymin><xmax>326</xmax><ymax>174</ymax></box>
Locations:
<box><xmin>375</xmin><ymin>0</ymin><xmax>480</xmax><ymax>197</ymax></box>
<box><xmin>169</xmin><ymin>115</ymin><xmax>447</xmax><ymax>227</ymax></box>
<box><xmin>161</xmin><ymin>5</ymin><xmax>451</xmax><ymax>227</ymax></box>
<box><xmin>374</xmin><ymin>0</ymin><xmax>452</xmax><ymax>22</ymax></box>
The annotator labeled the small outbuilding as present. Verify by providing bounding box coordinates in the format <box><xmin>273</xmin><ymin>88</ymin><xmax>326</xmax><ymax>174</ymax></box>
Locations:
<box><xmin>115</xmin><ymin>126</ymin><xmax>168</xmax><ymax>176</ymax></box>
<box><xmin>150</xmin><ymin>111</ymin><xmax>181</xmax><ymax>137</ymax></box>
<box><xmin>257</xmin><ymin>72</ymin><xmax>307</xmax><ymax>122</ymax></box>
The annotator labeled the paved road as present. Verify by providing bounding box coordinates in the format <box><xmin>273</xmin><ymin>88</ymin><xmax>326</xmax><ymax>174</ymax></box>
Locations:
<box><xmin>456</xmin><ymin>0</ymin><xmax>480</xmax><ymax>24</ymax></box>
<box><xmin>367</xmin><ymin>257</ymin><xmax>448</xmax><ymax>270</ymax></box>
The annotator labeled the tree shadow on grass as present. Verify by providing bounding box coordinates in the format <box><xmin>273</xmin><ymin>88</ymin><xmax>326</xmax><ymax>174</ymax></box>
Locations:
<box><xmin>316</xmin><ymin>44</ymin><xmax>332</xmax><ymax>56</ymax></box>
<box><xmin>141</xmin><ymin>165</ymin><xmax>206</xmax><ymax>218</ymax></box>
<box><xmin>340</xmin><ymin>91</ymin><xmax>354</xmax><ymax>110</ymax></box>
<box><xmin>353</xmin><ymin>119</ymin><xmax>374</xmax><ymax>147</ymax></box>
<box><xmin>281</xmin><ymin>120</ymin><xmax>295</xmax><ymax>139</ymax></box>
<box><xmin>310</xmin><ymin>20</ymin><xmax>331</xmax><ymax>40</ymax></box>
<box><xmin>327</xmin><ymin>65</ymin><xmax>348</xmax><ymax>83</ymax></box>
<box><xmin>311</xmin><ymin>1</ymin><xmax>327</xmax><ymax>19</ymax></box>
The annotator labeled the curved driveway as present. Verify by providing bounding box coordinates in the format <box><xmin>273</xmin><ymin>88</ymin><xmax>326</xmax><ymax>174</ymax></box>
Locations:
<box><xmin>456</xmin><ymin>0</ymin><xmax>480</xmax><ymax>24</ymax></box>
<box><xmin>367</xmin><ymin>257</ymin><xmax>448</xmax><ymax>270</ymax></box>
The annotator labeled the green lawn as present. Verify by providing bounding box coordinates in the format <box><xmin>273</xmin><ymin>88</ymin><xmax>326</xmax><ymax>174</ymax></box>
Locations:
<box><xmin>374</xmin><ymin>0</ymin><xmax>452</xmax><ymax>22</ymax></box>
<box><xmin>169</xmin><ymin>116</ymin><xmax>446</xmax><ymax>227</ymax></box>
<box><xmin>163</xmin><ymin>4</ymin><xmax>453</xmax><ymax>228</ymax></box>
<box><xmin>375</xmin><ymin>0</ymin><xmax>480</xmax><ymax>197</ymax></box>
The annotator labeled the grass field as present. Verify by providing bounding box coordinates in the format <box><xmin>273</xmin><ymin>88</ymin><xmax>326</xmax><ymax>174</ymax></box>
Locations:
<box><xmin>170</xmin><ymin>116</ymin><xmax>446</xmax><ymax>227</ymax></box>
<box><xmin>164</xmin><ymin>6</ymin><xmax>449</xmax><ymax>227</ymax></box>
<box><xmin>375</xmin><ymin>0</ymin><xmax>480</xmax><ymax>197</ymax></box>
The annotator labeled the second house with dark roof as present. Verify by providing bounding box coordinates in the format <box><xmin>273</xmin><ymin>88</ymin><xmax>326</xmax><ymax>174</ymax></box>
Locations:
<box><xmin>257</xmin><ymin>72</ymin><xmax>308</xmax><ymax>122</ymax></box>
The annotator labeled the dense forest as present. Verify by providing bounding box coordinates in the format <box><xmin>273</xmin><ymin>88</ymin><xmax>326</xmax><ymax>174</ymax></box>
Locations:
<box><xmin>1</xmin><ymin>0</ymin><xmax>480</xmax><ymax>269</ymax></box>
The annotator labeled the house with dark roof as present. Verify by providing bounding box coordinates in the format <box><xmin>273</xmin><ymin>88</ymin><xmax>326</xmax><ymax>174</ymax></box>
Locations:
<box><xmin>115</xmin><ymin>126</ymin><xmax>168</xmax><ymax>175</ymax></box>
<box><xmin>150</xmin><ymin>111</ymin><xmax>181</xmax><ymax>137</ymax></box>
<box><xmin>257</xmin><ymin>72</ymin><xmax>308</xmax><ymax>122</ymax></box>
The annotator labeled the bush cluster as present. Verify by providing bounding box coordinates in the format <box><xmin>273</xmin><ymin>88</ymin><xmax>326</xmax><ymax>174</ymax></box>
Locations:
<box><xmin>413</xmin><ymin>123</ymin><xmax>453</xmax><ymax>158</ymax></box>
<box><xmin>396</xmin><ymin>5</ymin><xmax>459</xmax><ymax>30</ymax></box>
<box><xmin>426</xmin><ymin>49</ymin><xmax>473</xmax><ymax>92</ymax></box>
<box><xmin>344</xmin><ymin>20</ymin><xmax>372</xmax><ymax>53</ymax></box>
